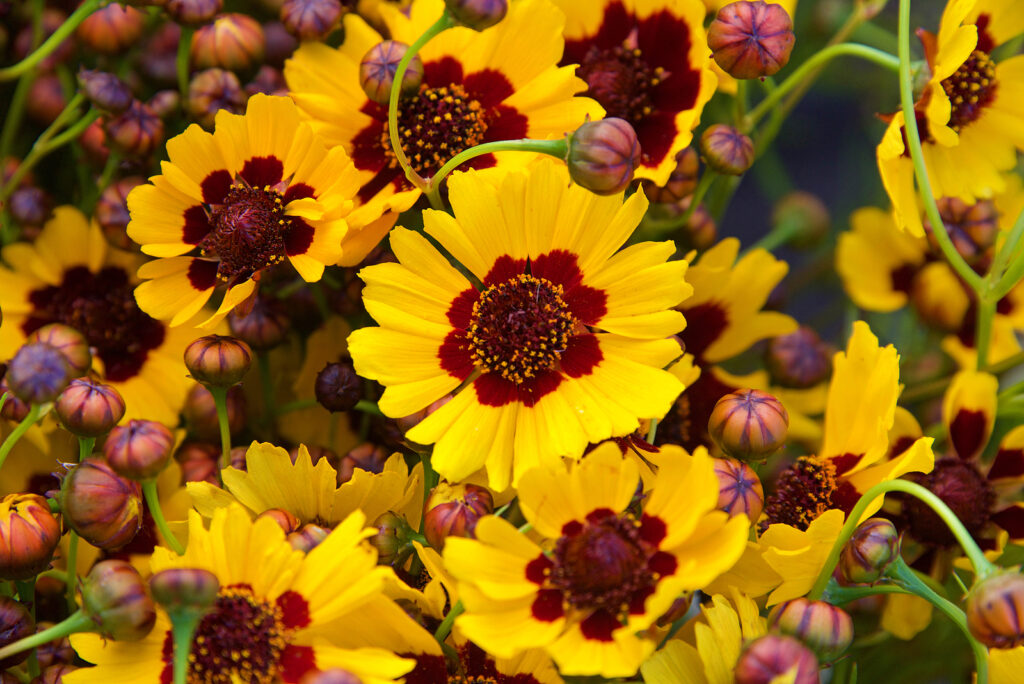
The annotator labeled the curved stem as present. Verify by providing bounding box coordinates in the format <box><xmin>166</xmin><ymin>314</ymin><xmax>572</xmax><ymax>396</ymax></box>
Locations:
<box><xmin>0</xmin><ymin>0</ymin><xmax>105</xmax><ymax>81</ymax></box>
<box><xmin>0</xmin><ymin>611</ymin><xmax>94</xmax><ymax>663</ymax></box>
<box><xmin>208</xmin><ymin>386</ymin><xmax>232</xmax><ymax>473</ymax></box>
<box><xmin>176</xmin><ymin>26</ymin><xmax>194</xmax><ymax>102</ymax></box>
<box><xmin>747</xmin><ymin>215</ymin><xmax>803</xmax><ymax>253</ymax></box>
<box><xmin>434</xmin><ymin>600</ymin><xmax>463</xmax><ymax>642</ymax></box>
<box><xmin>675</xmin><ymin>170</ymin><xmax>716</xmax><ymax>226</ymax></box>
<box><xmin>0</xmin><ymin>404</ymin><xmax>45</xmax><ymax>472</ymax></box>
<box><xmin>142</xmin><ymin>480</ymin><xmax>185</xmax><ymax>555</ymax></box>
<box><xmin>167</xmin><ymin>611</ymin><xmax>206</xmax><ymax>684</ymax></box>
<box><xmin>990</xmin><ymin>205</ymin><xmax>1024</xmax><ymax>287</ymax></box>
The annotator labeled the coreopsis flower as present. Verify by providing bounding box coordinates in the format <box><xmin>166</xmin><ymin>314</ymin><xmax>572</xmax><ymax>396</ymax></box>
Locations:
<box><xmin>552</xmin><ymin>0</ymin><xmax>717</xmax><ymax>184</ymax></box>
<box><xmin>65</xmin><ymin>504</ymin><xmax>414</xmax><ymax>684</ymax></box>
<box><xmin>126</xmin><ymin>93</ymin><xmax>392</xmax><ymax>329</ymax></box>
<box><xmin>0</xmin><ymin>207</ymin><xmax>201</xmax><ymax>425</ymax></box>
<box><xmin>876</xmin><ymin>0</ymin><xmax>1024</xmax><ymax>235</ymax></box>
<box><xmin>444</xmin><ymin>444</ymin><xmax>748</xmax><ymax>678</ymax></box>
<box><xmin>348</xmin><ymin>159</ymin><xmax>690</xmax><ymax>490</ymax></box>
<box><xmin>284</xmin><ymin>0</ymin><xmax>602</xmax><ymax>215</ymax></box>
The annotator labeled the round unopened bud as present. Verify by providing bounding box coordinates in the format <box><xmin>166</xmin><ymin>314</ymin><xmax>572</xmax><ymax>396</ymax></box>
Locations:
<box><xmin>281</xmin><ymin>0</ymin><xmax>343</xmax><ymax>41</ymax></box>
<box><xmin>924</xmin><ymin>197</ymin><xmax>999</xmax><ymax>269</ymax></box>
<box><xmin>27</xmin><ymin>324</ymin><xmax>92</xmax><ymax>378</ymax></box>
<box><xmin>80</xmin><ymin>560</ymin><xmax>155</xmax><ymax>641</ymax></box>
<box><xmin>359</xmin><ymin>41</ymin><xmax>423</xmax><ymax>106</ymax></box>
<box><xmin>708</xmin><ymin>1</ymin><xmax>795</xmax><ymax>80</ymax></box>
<box><xmin>965</xmin><ymin>571</ymin><xmax>1024</xmax><ymax>649</ymax></box>
<box><xmin>566</xmin><ymin>118</ymin><xmax>640</xmax><ymax>196</ymax></box>
<box><xmin>77</xmin><ymin>4</ymin><xmax>145</xmax><ymax>55</ymax></box>
<box><xmin>288</xmin><ymin>523</ymin><xmax>331</xmax><ymax>553</ymax></box>
<box><xmin>35</xmin><ymin>664</ymin><xmax>79</xmax><ymax>684</ymax></box>
<box><xmin>315</xmin><ymin>361</ymin><xmax>361</xmax><ymax>413</ymax></box>
<box><xmin>734</xmin><ymin>634</ymin><xmax>819</xmax><ymax>684</ymax></box>
<box><xmin>369</xmin><ymin>511</ymin><xmax>406</xmax><ymax>564</ymax></box>
<box><xmin>14</xmin><ymin>10</ymin><xmax>74</xmax><ymax>72</ymax></box>
<box><xmin>0</xmin><ymin>379</ymin><xmax>30</xmax><ymax>422</ymax></box>
<box><xmin>187</xmin><ymin>68</ymin><xmax>246</xmax><ymax>129</ymax></box>
<box><xmin>9</xmin><ymin>186</ymin><xmax>53</xmax><ymax>230</ymax></box>
<box><xmin>708</xmin><ymin>389</ymin><xmax>788</xmax><ymax>460</ymax></box>
<box><xmin>148</xmin><ymin>90</ymin><xmax>181</xmax><ymax>119</ymax></box>
<box><xmin>0</xmin><ymin>596</ymin><xmax>34</xmax><ymax>670</ymax></box>
<box><xmin>228</xmin><ymin>446</ymin><xmax>248</xmax><ymax>470</ymax></box>
<box><xmin>299</xmin><ymin>670</ymin><xmax>362</xmax><ymax>684</ymax></box>
<box><xmin>700</xmin><ymin>124</ymin><xmax>754</xmax><ymax>176</ymax></box>
<box><xmin>712</xmin><ymin>457</ymin><xmax>764</xmax><ymax>520</ymax></box>
<box><xmin>191</xmin><ymin>13</ymin><xmax>265</xmax><ymax>73</ymax></box>
<box><xmin>166</xmin><ymin>0</ymin><xmax>223</xmax><ymax>25</ymax></box>
<box><xmin>773</xmin><ymin>191</ymin><xmax>830</xmax><ymax>249</ymax></box>
<box><xmin>184</xmin><ymin>335</ymin><xmax>253</xmax><ymax>387</ymax></box>
<box><xmin>641</xmin><ymin>147</ymin><xmax>699</xmax><ymax>204</ymax></box>
<box><xmin>840</xmin><ymin>518</ymin><xmax>899</xmax><ymax>584</ymax></box>
<box><xmin>61</xmin><ymin>457</ymin><xmax>143</xmax><ymax>550</ymax></box>
<box><xmin>104</xmin><ymin>100</ymin><xmax>164</xmax><ymax>158</ymax></box>
<box><xmin>184</xmin><ymin>384</ymin><xmax>246</xmax><ymax>440</ymax></box>
<box><xmin>338</xmin><ymin>443</ymin><xmax>388</xmax><ymax>484</ymax></box>
<box><xmin>6</xmin><ymin>343</ymin><xmax>72</xmax><ymax>405</ymax></box>
<box><xmin>765</xmin><ymin>327</ymin><xmax>831</xmax><ymax>389</ymax></box>
<box><xmin>150</xmin><ymin>568</ymin><xmax>219</xmax><ymax>612</ymax></box>
<box><xmin>769</xmin><ymin>598</ymin><xmax>853</xmax><ymax>661</ymax></box>
<box><xmin>55</xmin><ymin>379</ymin><xmax>126</xmax><ymax>438</ymax></box>
<box><xmin>227</xmin><ymin>297</ymin><xmax>289</xmax><ymax>349</ymax></box>
<box><xmin>0</xmin><ymin>494</ymin><xmax>60</xmax><ymax>580</ymax></box>
<box><xmin>78</xmin><ymin>120</ymin><xmax>111</xmax><ymax>166</ymax></box>
<box><xmin>256</xmin><ymin>508</ymin><xmax>301</xmax><ymax>535</ymax></box>
<box><xmin>104</xmin><ymin>420</ymin><xmax>175</xmax><ymax>481</ymax></box>
<box><xmin>78</xmin><ymin>69</ymin><xmax>133</xmax><ymax>114</ymax></box>
<box><xmin>175</xmin><ymin>442</ymin><xmax>220</xmax><ymax>484</ymax></box>
<box><xmin>445</xmin><ymin>0</ymin><xmax>507</xmax><ymax>30</ymax></box>
<box><xmin>34</xmin><ymin>624</ymin><xmax>75</xmax><ymax>669</ymax></box>
<box><xmin>423</xmin><ymin>482</ymin><xmax>494</xmax><ymax>550</ymax></box>
<box><xmin>96</xmin><ymin>176</ymin><xmax>146</xmax><ymax>249</ymax></box>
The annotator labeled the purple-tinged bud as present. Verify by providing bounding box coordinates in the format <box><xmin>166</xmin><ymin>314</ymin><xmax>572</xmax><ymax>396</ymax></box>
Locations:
<box><xmin>281</xmin><ymin>0</ymin><xmax>343</xmax><ymax>41</ymax></box>
<box><xmin>34</xmin><ymin>624</ymin><xmax>75</xmax><ymax>669</ymax></box>
<box><xmin>0</xmin><ymin>494</ymin><xmax>60</xmax><ymax>580</ymax></box>
<box><xmin>708</xmin><ymin>389</ymin><xmax>789</xmax><ymax>461</ymax></box>
<box><xmin>924</xmin><ymin>197</ymin><xmax>999</xmax><ymax>270</ymax></box>
<box><xmin>55</xmin><ymin>379</ymin><xmax>126</xmax><ymax>438</ymax></box>
<box><xmin>423</xmin><ymin>482</ymin><xmax>494</xmax><ymax>550</ymax></box>
<box><xmin>566</xmin><ymin>118</ymin><xmax>641</xmax><ymax>196</ymax></box>
<box><xmin>175</xmin><ymin>442</ymin><xmax>220</xmax><ymax>485</ymax></box>
<box><xmin>139</xmin><ymin>24</ymin><xmax>181</xmax><ymax>86</ymax></box>
<box><xmin>299</xmin><ymin>670</ymin><xmax>362</xmax><ymax>684</ymax></box>
<box><xmin>104</xmin><ymin>420</ymin><xmax>175</xmax><ymax>481</ymax></box>
<box><xmin>641</xmin><ymin>147</ymin><xmax>699</xmax><ymax>204</ymax></box>
<box><xmin>769</xmin><ymin>598</ymin><xmax>854</xmax><ymax>661</ymax></box>
<box><xmin>35</xmin><ymin>664</ymin><xmax>79</xmax><ymax>684</ymax></box>
<box><xmin>708</xmin><ymin>1</ymin><xmax>795</xmax><ymax>80</ymax></box>
<box><xmin>668</xmin><ymin>197</ymin><xmax>717</xmax><ymax>251</ymax></box>
<box><xmin>358</xmin><ymin>41</ymin><xmax>423</xmax><ymax>106</ymax></box>
<box><xmin>965</xmin><ymin>571</ymin><xmax>1024</xmax><ymax>649</ymax></box>
<box><xmin>166</xmin><ymin>0</ymin><xmax>223</xmax><ymax>26</ymax></box>
<box><xmin>0</xmin><ymin>379</ymin><xmax>30</xmax><ymax>422</ymax></box>
<box><xmin>227</xmin><ymin>297</ymin><xmax>289</xmax><ymax>350</ymax></box>
<box><xmin>338</xmin><ymin>443</ymin><xmax>388</xmax><ymax>484</ymax></box>
<box><xmin>96</xmin><ymin>176</ymin><xmax>146</xmax><ymax>249</ymax></box>
<box><xmin>61</xmin><ymin>457</ymin><xmax>143</xmax><ymax>550</ymax></box>
<box><xmin>78</xmin><ymin>121</ymin><xmax>111</xmax><ymax>166</ymax></box>
<box><xmin>26</xmin><ymin>75</ymin><xmax>67</xmax><ymax>126</ymax></box>
<box><xmin>700</xmin><ymin>124</ymin><xmax>754</xmax><ymax>176</ymax></box>
<box><xmin>78</xmin><ymin>70</ymin><xmax>133</xmax><ymax>114</ymax></box>
<box><xmin>187</xmin><ymin>68</ymin><xmax>246</xmax><ymax>129</ymax></box>
<box><xmin>840</xmin><ymin>518</ymin><xmax>899</xmax><ymax>585</ymax></box>
<box><xmin>228</xmin><ymin>446</ymin><xmax>248</xmax><ymax>470</ymax></box>
<box><xmin>77</xmin><ymin>4</ymin><xmax>146</xmax><ymax>54</ymax></box>
<box><xmin>256</xmin><ymin>508</ymin><xmax>301</xmax><ymax>535</ymax></box>
<box><xmin>245</xmin><ymin>65</ymin><xmax>287</xmax><ymax>97</ymax></box>
<box><xmin>150</xmin><ymin>568</ymin><xmax>219</xmax><ymax>612</ymax></box>
<box><xmin>315</xmin><ymin>361</ymin><xmax>361</xmax><ymax>413</ymax></box>
<box><xmin>191</xmin><ymin>13</ymin><xmax>265</xmax><ymax>73</ymax></box>
<box><xmin>287</xmin><ymin>524</ymin><xmax>330</xmax><ymax>553</ymax></box>
<box><xmin>79</xmin><ymin>560</ymin><xmax>155</xmax><ymax>641</ymax></box>
<box><xmin>9</xmin><ymin>186</ymin><xmax>53</xmax><ymax>229</ymax></box>
<box><xmin>369</xmin><ymin>511</ymin><xmax>406</xmax><ymax>564</ymax></box>
<box><xmin>0</xmin><ymin>596</ymin><xmax>34</xmax><ymax>669</ymax></box>
<box><xmin>765</xmin><ymin>327</ymin><xmax>831</xmax><ymax>389</ymax></box>
<box><xmin>147</xmin><ymin>90</ymin><xmax>181</xmax><ymax>119</ymax></box>
<box><xmin>263</xmin><ymin>22</ymin><xmax>298</xmax><ymax>68</ymax></box>
<box><xmin>104</xmin><ymin>100</ymin><xmax>165</xmax><ymax>158</ymax></box>
<box><xmin>184</xmin><ymin>384</ymin><xmax>246</xmax><ymax>440</ymax></box>
<box><xmin>14</xmin><ymin>10</ymin><xmax>74</xmax><ymax>71</ymax></box>
<box><xmin>445</xmin><ymin>0</ymin><xmax>508</xmax><ymax>31</ymax></box>
<box><xmin>6</xmin><ymin>343</ymin><xmax>72</xmax><ymax>405</ymax></box>
<box><xmin>184</xmin><ymin>335</ymin><xmax>253</xmax><ymax>387</ymax></box>
<box><xmin>712</xmin><ymin>457</ymin><xmax>764</xmax><ymax>520</ymax></box>
<box><xmin>773</xmin><ymin>191</ymin><xmax>830</xmax><ymax>249</ymax></box>
<box><xmin>734</xmin><ymin>634</ymin><xmax>820</xmax><ymax>684</ymax></box>
<box><xmin>27</xmin><ymin>324</ymin><xmax>92</xmax><ymax>378</ymax></box>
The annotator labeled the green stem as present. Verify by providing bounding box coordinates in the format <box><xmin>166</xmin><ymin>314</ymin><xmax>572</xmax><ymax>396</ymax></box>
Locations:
<box><xmin>168</xmin><ymin>612</ymin><xmax>205</xmax><ymax>684</ymax></box>
<box><xmin>353</xmin><ymin>399</ymin><xmax>384</xmax><ymax>417</ymax></box>
<box><xmin>975</xmin><ymin>295</ymin><xmax>996</xmax><ymax>371</ymax></box>
<box><xmin>0</xmin><ymin>0</ymin><xmax>105</xmax><ymax>81</ymax></box>
<box><xmin>177</xmin><ymin>26</ymin><xmax>194</xmax><ymax>103</ymax></box>
<box><xmin>257</xmin><ymin>353</ymin><xmax>276</xmax><ymax>424</ymax></box>
<box><xmin>0</xmin><ymin>73</ymin><xmax>37</xmax><ymax>166</ymax></box>
<box><xmin>989</xmin><ymin>204</ymin><xmax>1024</xmax><ymax>286</ymax></box>
<box><xmin>674</xmin><ymin>170</ymin><xmax>716</xmax><ymax>227</ymax></box>
<box><xmin>208</xmin><ymin>386</ymin><xmax>231</xmax><ymax>472</ymax></box>
<box><xmin>65</xmin><ymin>532</ymin><xmax>79</xmax><ymax>611</ymax></box>
<box><xmin>0</xmin><ymin>392</ymin><xmax>7</xmax><ymax>415</ymax></box>
<box><xmin>78</xmin><ymin>436</ymin><xmax>95</xmax><ymax>462</ymax></box>
<box><xmin>434</xmin><ymin>600</ymin><xmax>463</xmax><ymax>642</ymax></box>
<box><xmin>14</xmin><ymin>580</ymin><xmax>39</xmax><ymax>678</ymax></box>
<box><xmin>142</xmin><ymin>480</ymin><xmax>186</xmax><ymax>555</ymax></box>
<box><xmin>828</xmin><ymin>583</ymin><xmax>915</xmax><ymax>603</ymax></box>
<box><xmin>0</xmin><ymin>610</ymin><xmax>95</xmax><ymax>663</ymax></box>
<box><xmin>747</xmin><ymin>215</ymin><xmax>803</xmax><ymax>253</ymax></box>
<box><xmin>0</xmin><ymin>404</ymin><xmax>45</xmax><ymax>472</ymax></box>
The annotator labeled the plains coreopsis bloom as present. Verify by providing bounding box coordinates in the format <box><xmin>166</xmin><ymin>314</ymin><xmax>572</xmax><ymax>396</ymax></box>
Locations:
<box><xmin>126</xmin><ymin>93</ymin><xmax>390</xmax><ymax>328</ymax></box>
<box><xmin>348</xmin><ymin>159</ymin><xmax>690</xmax><ymax>490</ymax></box>
<box><xmin>65</xmin><ymin>504</ymin><xmax>414</xmax><ymax>684</ymax></box>
<box><xmin>284</xmin><ymin>0</ymin><xmax>603</xmax><ymax>215</ymax></box>
<box><xmin>443</xmin><ymin>444</ymin><xmax>748</xmax><ymax>678</ymax></box>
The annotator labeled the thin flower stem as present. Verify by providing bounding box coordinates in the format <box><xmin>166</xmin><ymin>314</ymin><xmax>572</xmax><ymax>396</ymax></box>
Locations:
<box><xmin>1</xmin><ymin>92</ymin><xmax>85</xmax><ymax>199</ymax></box>
<box><xmin>989</xmin><ymin>204</ymin><xmax>1024</xmax><ymax>287</ymax></box>
<box><xmin>14</xmin><ymin>579</ymin><xmax>39</xmax><ymax>678</ymax></box>
<box><xmin>208</xmin><ymin>386</ymin><xmax>232</xmax><ymax>472</ymax></box>
<box><xmin>828</xmin><ymin>582</ymin><xmax>914</xmax><ymax>603</ymax></box>
<box><xmin>675</xmin><ymin>170</ymin><xmax>716</xmax><ymax>227</ymax></box>
<box><xmin>176</xmin><ymin>26</ymin><xmax>194</xmax><ymax>103</ymax></box>
<box><xmin>0</xmin><ymin>611</ymin><xmax>95</xmax><ymax>663</ymax></box>
<box><xmin>434</xmin><ymin>600</ymin><xmax>463</xmax><ymax>642</ymax></box>
<box><xmin>746</xmin><ymin>215</ymin><xmax>803</xmax><ymax>253</ymax></box>
<box><xmin>78</xmin><ymin>437</ymin><xmax>95</xmax><ymax>462</ymax></box>
<box><xmin>142</xmin><ymin>480</ymin><xmax>186</xmax><ymax>555</ymax></box>
<box><xmin>0</xmin><ymin>73</ymin><xmax>37</xmax><ymax>166</ymax></box>
<box><xmin>354</xmin><ymin>399</ymin><xmax>384</xmax><ymax>417</ymax></box>
<box><xmin>0</xmin><ymin>393</ymin><xmax>7</xmax><ymax>415</ymax></box>
<box><xmin>0</xmin><ymin>404</ymin><xmax>45</xmax><ymax>472</ymax></box>
<box><xmin>0</xmin><ymin>0</ymin><xmax>105</xmax><ymax>81</ymax></box>
<box><xmin>169</xmin><ymin>613</ymin><xmax>205</xmax><ymax>684</ymax></box>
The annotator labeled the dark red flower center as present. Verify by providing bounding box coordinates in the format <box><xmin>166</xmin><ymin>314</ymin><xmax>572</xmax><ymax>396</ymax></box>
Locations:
<box><xmin>24</xmin><ymin>265</ymin><xmax>165</xmax><ymax>382</ymax></box>
<box><xmin>468</xmin><ymin>274</ymin><xmax>575</xmax><ymax>385</ymax></box>
<box><xmin>577</xmin><ymin>42</ymin><xmax>662</xmax><ymax>126</ymax></box>
<box><xmin>202</xmin><ymin>183</ymin><xmax>288</xmax><ymax>282</ymax></box>
<box><xmin>941</xmin><ymin>50</ymin><xmax>997</xmax><ymax>132</ymax></box>
<box><xmin>762</xmin><ymin>456</ymin><xmax>838</xmax><ymax>531</ymax></box>
<box><xmin>905</xmin><ymin>458</ymin><xmax>994</xmax><ymax>547</ymax></box>
<box><xmin>925</xmin><ymin>196</ymin><xmax>998</xmax><ymax>267</ymax></box>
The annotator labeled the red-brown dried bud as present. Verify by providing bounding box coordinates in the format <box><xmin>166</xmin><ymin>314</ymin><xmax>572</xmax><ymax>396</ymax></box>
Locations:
<box><xmin>175</xmin><ymin>442</ymin><xmax>220</xmax><ymax>484</ymax></box>
<box><xmin>0</xmin><ymin>378</ymin><xmax>30</xmax><ymax>422</ymax></box>
<box><xmin>191</xmin><ymin>13</ymin><xmax>265</xmax><ymax>73</ymax></box>
<box><xmin>184</xmin><ymin>335</ymin><xmax>253</xmax><ymax>387</ymax></box>
<box><xmin>77</xmin><ymin>4</ymin><xmax>146</xmax><ymax>54</ymax></box>
<box><xmin>423</xmin><ymin>482</ymin><xmax>494</xmax><ymax>550</ymax></box>
<box><xmin>61</xmin><ymin>457</ymin><xmax>143</xmax><ymax>550</ymax></box>
<box><xmin>700</xmin><ymin>124</ymin><xmax>754</xmax><ymax>176</ymax></box>
<box><xmin>765</xmin><ymin>327</ymin><xmax>831</xmax><ymax>389</ymax></box>
<box><xmin>27</xmin><ymin>324</ymin><xmax>92</xmax><ymax>378</ymax></box>
<box><xmin>734</xmin><ymin>634</ymin><xmax>820</xmax><ymax>684</ymax></box>
<box><xmin>104</xmin><ymin>100</ymin><xmax>165</xmax><ymax>158</ymax></box>
<box><xmin>712</xmin><ymin>457</ymin><xmax>764</xmax><ymax>520</ymax></box>
<box><xmin>33</xmin><ymin>623</ymin><xmax>74</xmax><ymax>669</ymax></box>
<box><xmin>138</xmin><ymin>24</ymin><xmax>181</xmax><ymax>86</ymax></box>
<box><xmin>166</xmin><ymin>0</ymin><xmax>223</xmax><ymax>25</ymax></box>
<box><xmin>9</xmin><ymin>186</ymin><xmax>53</xmax><ymax>229</ymax></box>
<box><xmin>708</xmin><ymin>1</ymin><xmax>795</xmax><ymax>80</ymax></box>
<box><xmin>773</xmin><ymin>191</ymin><xmax>830</xmax><ymax>249</ymax></box>
<box><xmin>315</xmin><ymin>361</ymin><xmax>361</xmax><ymax>413</ymax></box>
<box><xmin>78</xmin><ymin>120</ymin><xmax>111</xmax><ymax>166</ymax></box>
<box><xmin>147</xmin><ymin>90</ymin><xmax>181</xmax><ymax>119</ymax></box>
<box><xmin>839</xmin><ymin>518</ymin><xmax>899</xmax><ymax>585</ymax></box>
<box><xmin>0</xmin><ymin>596</ymin><xmax>34</xmax><ymax>669</ymax></box>
<box><xmin>338</xmin><ymin>443</ymin><xmax>389</xmax><ymax>484</ymax></box>
<box><xmin>55</xmin><ymin>379</ymin><xmax>126</xmax><ymax>438</ymax></box>
<box><xmin>79</xmin><ymin>560</ymin><xmax>155</xmax><ymax>641</ymax></box>
<box><xmin>263</xmin><ymin>21</ymin><xmax>298</xmax><ymax>68</ymax></box>
<box><xmin>256</xmin><ymin>508</ymin><xmax>301</xmax><ymax>535</ymax></box>
<box><xmin>299</xmin><ymin>670</ymin><xmax>362</xmax><ymax>684</ymax></box>
<box><xmin>708</xmin><ymin>389</ymin><xmax>789</xmax><ymax>461</ymax></box>
<box><xmin>287</xmin><ymin>523</ymin><xmax>330</xmax><ymax>553</ymax></box>
<box><xmin>227</xmin><ymin>297</ymin><xmax>289</xmax><ymax>350</ymax></box>
<box><xmin>26</xmin><ymin>75</ymin><xmax>67</xmax><ymax>126</ymax></box>
<box><xmin>966</xmin><ymin>571</ymin><xmax>1024</xmax><ymax>649</ymax></box>
<box><xmin>104</xmin><ymin>420</ymin><xmax>175</xmax><ymax>481</ymax></box>
<box><xmin>368</xmin><ymin>511</ymin><xmax>406</xmax><ymax>564</ymax></box>
<box><xmin>769</xmin><ymin>598</ymin><xmax>853</xmax><ymax>661</ymax></box>
<box><xmin>96</xmin><ymin>176</ymin><xmax>146</xmax><ymax>249</ymax></box>
<box><xmin>78</xmin><ymin>69</ymin><xmax>133</xmax><ymax>114</ymax></box>
<box><xmin>228</xmin><ymin>446</ymin><xmax>248</xmax><ymax>470</ymax></box>
<box><xmin>6</xmin><ymin>343</ymin><xmax>72</xmax><ymax>405</ymax></box>
<box><xmin>923</xmin><ymin>197</ymin><xmax>999</xmax><ymax>270</ymax></box>
<box><xmin>187</xmin><ymin>68</ymin><xmax>246</xmax><ymax>129</ymax></box>
<box><xmin>358</xmin><ymin>41</ymin><xmax>423</xmax><ymax>106</ymax></box>
<box><xmin>905</xmin><ymin>458</ymin><xmax>993</xmax><ymax>547</ymax></box>
<box><xmin>14</xmin><ymin>10</ymin><xmax>74</xmax><ymax>71</ymax></box>
<box><xmin>566</xmin><ymin>118</ymin><xmax>640</xmax><ymax>196</ymax></box>
<box><xmin>281</xmin><ymin>0</ymin><xmax>343</xmax><ymax>41</ymax></box>
<box><xmin>641</xmin><ymin>147</ymin><xmax>699</xmax><ymax>204</ymax></box>
<box><xmin>0</xmin><ymin>494</ymin><xmax>60</xmax><ymax>580</ymax></box>
<box><xmin>445</xmin><ymin>0</ymin><xmax>507</xmax><ymax>30</ymax></box>
<box><xmin>184</xmin><ymin>384</ymin><xmax>246</xmax><ymax>440</ymax></box>
<box><xmin>150</xmin><ymin>568</ymin><xmax>219</xmax><ymax>615</ymax></box>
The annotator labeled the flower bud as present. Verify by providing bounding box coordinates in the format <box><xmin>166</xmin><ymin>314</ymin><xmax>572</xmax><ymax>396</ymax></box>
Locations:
<box><xmin>0</xmin><ymin>596</ymin><xmax>35</xmax><ymax>669</ymax></box>
<box><xmin>368</xmin><ymin>511</ymin><xmax>406</xmax><ymax>564</ymax></box>
<box><xmin>773</xmin><ymin>191</ymin><xmax>829</xmax><ymax>249</ymax></box>
<box><xmin>299</xmin><ymin>670</ymin><xmax>362</xmax><ymax>684</ymax></box>
<box><xmin>287</xmin><ymin>523</ymin><xmax>331</xmax><ymax>553</ymax></box>
<box><xmin>708</xmin><ymin>389</ymin><xmax>789</xmax><ymax>460</ymax></box>
<box><xmin>104</xmin><ymin>420</ymin><xmax>175</xmax><ymax>481</ymax></box>
<box><xmin>315</xmin><ymin>361</ymin><xmax>361</xmax><ymax>413</ymax></box>
<box><xmin>166</xmin><ymin>0</ymin><xmax>223</xmax><ymax>26</ymax></box>
<box><xmin>924</xmin><ymin>197</ymin><xmax>998</xmax><ymax>270</ymax></box>
<box><xmin>765</xmin><ymin>327</ymin><xmax>831</xmax><ymax>389</ymax></box>
<box><xmin>229</xmin><ymin>446</ymin><xmax>249</xmax><ymax>470</ymax></box>
<box><xmin>281</xmin><ymin>0</ymin><xmax>343</xmax><ymax>41</ymax></box>
<box><xmin>27</xmin><ymin>324</ymin><xmax>92</xmax><ymax>378</ymax></box>
<box><xmin>734</xmin><ymin>634</ymin><xmax>819</xmax><ymax>684</ymax></box>
<box><xmin>708</xmin><ymin>1</ymin><xmax>795</xmax><ymax>80</ymax></box>
<box><xmin>0</xmin><ymin>494</ymin><xmax>60</xmax><ymax>580</ymax></box>
<box><xmin>358</xmin><ymin>41</ymin><xmax>423</xmax><ymax>106</ymax></box>
<box><xmin>104</xmin><ymin>100</ymin><xmax>165</xmax><ymax>158</ymax></box>
<box><xmin>26</xmin><ymin>75</ymin><xmax>67</xmax><ymax>126</ymax></box>
<box><xmin>9</xmin><ymin>186</ymin><xmax>53</xmax><ymax>230</ymax></box>
<box><xmin>566</xmin><ymin>118</ymin><xmax>640</xmax><ymax>196</ymax></box>
<box><xmin>338</xmin><ymin>443</ymin><xmax>389</xmax><ymax>484</ymax></box>
<box><xmin>175</xmin><ymin>442</ymin><xmax>220</xmax><ymax>484</ymax></box>
<box><xmin>61</xmin><ymin>457</ymin><xmax>143</xmax><ymax>550</ymax></box>
<box><xmin>966</xmin><ymin>571</ymin><xmax>1024</xmax><ymax>649</ymax></box>
<box><xmin>6</xmin><ymin>343</ymin><xmax>72</xmax><ymax>405</ymax></box>
<box><xmin>640</xmin><ymin>147</ymin><xmax>699</xmax><ymax>204</ymax></box>
<box><xmin>184</xmin><ymin>384</ymin><xmax>246</xmax><ymax>440</ymax></box>
<box><xmin>423</xmin><ymin>482</ymin><xmax>494</xmax><ymax>550</ymax></box>
<box><xmin>700</xmin><ymin>124</ymin><xmax>754</xmax><ymax>176</ymax></box>
<box><xmin>76</xmin><ymin>4</ymin><xmax>146</xmax><ymax>55</ymax></box>
<box><xmin>256</xmin><ymin>508</ymin><xmax>301</xmax><ymax>535</ymax></box>
<box><xmin>149</xmin><ymin>568</ymin><xmax>219</xmax><ymax>612</ymax></box>
<box><xmin>78</xmin><ymin>120</ymin><xmax>111</xmax><ymax>166</ymax></box>
<box><xmin>227</xmin><ymin>297</ymin><xmax>289</xmax><ymax>350</ymax></box>
<box><xmin>34</xmin><ymin>623</ymin><xmax>75</xmax><ymax>669</ymax></box>
<box><xmin>839</xmin><ymin>518</ymin><xmax>899</xmax><ymax>584</ymax></box>
<box><xmin>187</xmin><ymin>68</ymin><xmax>246</xmax><ymax>129</ymax></box>
<box><xmin>148</xmin><ymin>90</ymin><xmax>181</xmax><ymax>119</ymax></box>
<box><xmin>96</xmin><ymin>176</ymin><xmax>146</xmax><ymax>249</ymax></box>
<box><xmin>769</xmin><ymin>598</ymin><xmax>853</xmax><ymax>661</ymax></box>
<box><xmin>445</xmin><ymin>0</ymin><xmax>508</xmax><ymax>31</ymax></box>
<box><xmin>35</xmin><ymin>664</ymin><xmax>79</xmax><ymax>684</ymax></box>
<box><xmin>712</xmin><ymin>457</ymin><xmax>764</xmax><ymax>520</ymax></box>
<box><xmin>78</xmin><ymin>69</ymin><xmax>133</xmax><ymax>115</ymax></box>
<box><xmin>55</xmin><ymin>379</ymin><xmax>126</xmax><ymax>438</ymax></box>
<box><xmin>139</xmin><ymin>24</ymin><xmax>181</xmax><ymax>86</ymax></box>
<box><xmin>184</xmin><ymin>335</ymin><xmax>253</xmax><ymax>387</ymax></box>
<box><xmin>263</xmin><ymin>21</ymin><xmax>298</xmax><ymax>68</ymax></box>
<box><xmin>192</xmin><ymin>13</ymin><xmax>265</xmax><ymax>73</ymax></box>
<box><xmin>79</xmin><ymin>560</ymin><xmax>155</xmax><ymax>641</ymax></box>
<box><xmin>0</xmin><ymin>379</ymin><xmax>30</xmax><ymax>422</ymax></box>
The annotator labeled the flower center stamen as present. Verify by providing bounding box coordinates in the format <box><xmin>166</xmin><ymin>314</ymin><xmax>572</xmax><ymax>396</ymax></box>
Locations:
<box><xmin>203</xmin><ymin>183</ymin><xmax>288</xmax><ymax>282</ymax></box>
<box><xmin>761</xmin><ymin>456</ymin><xmax>838</xmax><ymax>531</ymax></box>
<box><xmin>905</xmin><ymin>458</ymin><xmax>994</xmax><ymax>547</ymax></box>
<box><xmin>941</xmin><ymin>50</ymin><xmax>997</xmax><ymax>132</ymax></box>
<box><xmin>577</xmin><ymin>41</ymin><xmax>664</xmax><ymax>126</ymax></box>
